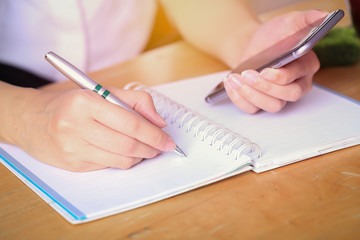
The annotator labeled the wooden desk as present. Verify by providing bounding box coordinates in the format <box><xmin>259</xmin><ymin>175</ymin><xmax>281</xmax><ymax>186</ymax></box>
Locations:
<box><xmin>1</xmin><ymin>1</ymin><xmax>360</xmax><ymax>240</ymax></box>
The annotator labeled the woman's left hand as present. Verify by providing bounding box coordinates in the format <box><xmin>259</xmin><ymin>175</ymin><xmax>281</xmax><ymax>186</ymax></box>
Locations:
<box><xmin>223</xmin><ymin>10</ymin><xmax>327</xmax><ymax>113</ymax></box>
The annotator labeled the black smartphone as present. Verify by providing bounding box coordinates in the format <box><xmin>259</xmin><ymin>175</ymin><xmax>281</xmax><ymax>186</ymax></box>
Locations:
<box><xmin>205</xmin><ymin>9</ymin><xmax>344</xmax><ymax>104</ymax></box>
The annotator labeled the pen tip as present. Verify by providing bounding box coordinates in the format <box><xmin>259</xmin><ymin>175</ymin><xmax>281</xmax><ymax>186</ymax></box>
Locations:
<box><xmin>175</xmin><ymin>145</ymin><xmax>187</xmax><ymax>158</ymax></box>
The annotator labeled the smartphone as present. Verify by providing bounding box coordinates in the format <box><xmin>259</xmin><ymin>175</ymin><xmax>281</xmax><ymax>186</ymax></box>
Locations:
<box><xmin>205</xmin><ymin>9</ymin><xmax>344</xmax><ymax>104</ymax></box>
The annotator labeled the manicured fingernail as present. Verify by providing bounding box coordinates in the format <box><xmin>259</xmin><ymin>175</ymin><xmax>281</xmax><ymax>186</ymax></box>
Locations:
<box><xmin>156</xmin><ymin>113</ymin><xmax>167</xmax><ymax>127</ymax></box>
<box><xmin>242</xmin><ymin>70</ymin><xmax>258</xmax><ymax>84</ymax></box>
<box><xmin>164</xmin><ymin>137</ymin><xmax>176</xmax><ymax>152</ymax></box>
<box><xmin>260</xmin><ymin>68</ymin><xmax>277</xmax><ymax>82</ymax></box>
<box><xmin>224</xmin><ymin>74</ymin><xmax>242</xmax><ymax>90</ymax></box>
<box><xmin>321</xmin><ymin>11</ymin><xmax>329</xmax><ymax>16</ymax></box>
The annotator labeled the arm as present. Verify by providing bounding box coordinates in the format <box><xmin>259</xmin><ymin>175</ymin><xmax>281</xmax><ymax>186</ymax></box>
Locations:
<box><xmin>159</xmin><ymin>0</ymin><xmax>260</xmax><ymax>68</ymax></box>
<box><xmin>0</xmin><ymin>81</ymin><xmax>174</xmax><ymax>171</ymax></box>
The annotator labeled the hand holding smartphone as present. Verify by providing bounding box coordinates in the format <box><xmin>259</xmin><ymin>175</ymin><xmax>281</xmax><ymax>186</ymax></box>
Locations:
<box><xmin>205</xmin><ymin>9</ymin><xmax>344</xmax><ymax>104</ymax></box>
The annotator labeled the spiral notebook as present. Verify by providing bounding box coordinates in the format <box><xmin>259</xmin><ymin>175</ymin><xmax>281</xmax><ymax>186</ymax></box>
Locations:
<box><xmin>1</xmin><ymin>71</ymin><xmax>360</xmax><ymax>224</ymax></box>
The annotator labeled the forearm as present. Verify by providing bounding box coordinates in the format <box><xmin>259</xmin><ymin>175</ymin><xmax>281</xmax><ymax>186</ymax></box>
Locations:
<box><xmin>160</xmin><ymin>0</ymin><xmax>261</xmax><ymax>68</ymax></box>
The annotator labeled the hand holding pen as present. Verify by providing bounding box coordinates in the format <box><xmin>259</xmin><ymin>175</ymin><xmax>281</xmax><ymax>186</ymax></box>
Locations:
<box><xmin>34</xmin><ymin>51</ymin><xmax>186</xmax><ymax>172</ymax></box>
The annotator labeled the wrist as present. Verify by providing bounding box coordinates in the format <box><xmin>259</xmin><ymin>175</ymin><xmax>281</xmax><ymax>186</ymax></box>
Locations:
<box><xmin>218</xmin><ymin>21</ymin><xmax>260</xmax><ymax>69</ymax></box>
<box><xmin>0</xmin><ymin>82</ymin><xmax>41</xmax><ymax>147</ymax></box>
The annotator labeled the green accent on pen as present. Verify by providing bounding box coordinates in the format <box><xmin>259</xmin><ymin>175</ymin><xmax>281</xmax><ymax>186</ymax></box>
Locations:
<box><xmin>94</xmin><ymin>84</ymin><xmax>102</xmax><ymax>93</ymax></box>
<box><xmin>102</xmin><ymin>90</ymin><xmax>110</xmax><ymax>99</ymax></box>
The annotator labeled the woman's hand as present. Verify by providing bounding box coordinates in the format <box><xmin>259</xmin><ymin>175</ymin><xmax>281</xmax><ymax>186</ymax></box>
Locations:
<box><xmin>223</xmin><ymin>10</ymin><xmax>327</xmax><ymax>113</ymax></box>
<box><xmin>8</xmin><ymin>86</ymin><xmax>175</xmax><ymax>171</ymax></box>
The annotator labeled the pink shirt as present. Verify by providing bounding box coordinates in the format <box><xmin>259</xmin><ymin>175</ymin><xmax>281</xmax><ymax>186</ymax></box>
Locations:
<box><xmin>0</xmin><ymin>0</ymin><xmax>157</xmax><ymax>81</ymax></box>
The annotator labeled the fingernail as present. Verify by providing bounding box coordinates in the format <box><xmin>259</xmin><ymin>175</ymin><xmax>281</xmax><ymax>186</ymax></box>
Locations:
<box><xmin>156</xmin><ymin>112</ymin><xmax>167</xmax><ymax>127</ymax></box>
<box><xmin>164</xmin><ymin>137</ymin><xmax>176</xmax><ymax>152</ymax></box>
<box><xmin>260</xmin><ymin>68</ymin><xmax>277</xmax><ymax>82</ymax></box>
<box><xmin>242</xmin><ymin>71</ymin><xmax>258</xmax><ymax>85</ymax></box>
<box><xmin>320</xmin><ymin>11</ymin><xmax>329</xmax><ymax>17</ymax></box>
<box><xmin>224</xmin><ymin>74</ymin><xmax>242</xmax><ymax>91</ymax></box>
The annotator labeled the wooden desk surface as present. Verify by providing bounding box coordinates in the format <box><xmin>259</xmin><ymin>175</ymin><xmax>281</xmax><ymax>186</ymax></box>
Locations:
<box><xmin>1</xmin><ymin>1</ymin><xmax>360</xmax><ymax>239</ymax></box>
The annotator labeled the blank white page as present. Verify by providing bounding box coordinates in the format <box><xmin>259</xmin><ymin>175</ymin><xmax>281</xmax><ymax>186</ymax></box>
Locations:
<box><xmin>153</xmin><ymin>71</ymin><xmax>360</xmax><ymax>172</ymax></box>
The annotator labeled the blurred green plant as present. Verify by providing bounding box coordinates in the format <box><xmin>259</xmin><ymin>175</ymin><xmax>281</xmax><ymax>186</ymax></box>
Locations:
<box><xmin>313</xmin><ymin>27</ymin><xmax>360</xmax><ymax>68</ymax></box>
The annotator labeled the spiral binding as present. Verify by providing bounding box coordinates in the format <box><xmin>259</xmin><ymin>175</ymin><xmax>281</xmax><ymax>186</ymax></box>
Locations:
<box><xmin>125</xmin><ymin>82</ymin><xmax>261</xmax><ymax>160</ymax></box>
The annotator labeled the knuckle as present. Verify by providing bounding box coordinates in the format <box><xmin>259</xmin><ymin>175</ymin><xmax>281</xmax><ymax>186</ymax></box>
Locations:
<box><xmin>148</xmin><ymin>149</ymin><xmax>160</xmax><ymax>158</ymax></box>
<box><xmin>65</xmin><ymin>159</ymin><xmax>88</xmax><ymax>172</ymax></box>
<box><xmin>122</xmin><ymin>115</ymin><xmax>141</xmax><ymax>133</ymax></box>
<box><xmin>228</xmin><ymin>89</ymin><xmax>242</xmax><ymax>104</ymax></box>
<box><xmin>274</xmin><ymin>70</ymin><xmax>289</xmax><ymax>85</ymax></box>
<box><xmin>139</xmin><ymin>91</ymin><xmax>153</xmax><ymax>102</ymax></box>
<box><xmin>49</xmin><ymin>109</ymin><xmax>72</xmax><ymax>134</ymax></box>
<box><xmin>241</xmin><ymin>104</ymin><xmax>260</xmax><ymax>114</ymax></box>
<box><xmin>119</xmin><ymin>139</ymin><xmax>138</xmax><ymax>156</ymax></box>
<box><xmin>56</xmin><ymin>142</ymin><xmax>78</xmax><ymax>163</ymax></box>
<box><xmin>229</xmin><ymin>92</ymin><xmax>260</xmax><ymax>114</ymax></box>
<box><xmin>50</xmin><ymin>120</ymin><xmax>76</xmax><ymax>149</ymax></box>
<box><xmin>152</xmin><ymin>130</ymin><xmax>168</xmax><ymax>148</ymax></box>
<box><xmin>246</xmin><ymin>108</ymin><xmax>261</xmax><ymax>114</ymax></box>
<box><xmin>67</xmin><ymin>164</ymin><xmax>85</xmax><ymax>172</ymax></box>
<box><xmin>67</xmin><ymin>90</ymin><xmax>91</xmax><ymax>110</ymax></box>
<box><xmin>135</xmin><ymin>91</ymin><xmax>154</xmax><ymax>110</ymax></box>
<box><xmin>119</xmin><ymin>161</ymin><xmax>133</xmax><ymax>169</ymax></box>
<box><xmin>49</xmin><ymin>91</ymin><xmax>91</xmax><ymax>133</ymax></box>
<box><xmin>142</xmin><ymin>148</ymin><xmax>160</xmax><ymax>159</ymax></box>
<box><xmin>268</xmin><ymin>100</ymin><xmax>285</xmax><ymax>113</ymax></box>
<box><xmin>60</xmin><ymin>142</ymin><xmax>76</xmax><ymax>155</ymax></box>
<box><xmin>288</xmin><ymin>85</ymin><xmax>303</xmax><ymax>101</ymax></box>
<box><xmin>260</xmin><ymin>79</ymin><xmax>273</xmax><ymax>93</ymax></box>
<box><xmin>51</xmin><ymin>116</ymin><xmax>70</xmax><ymax>134</ymax></box>
<box><xmin>118</xmin><ymin>158</ymin><xmax>141</xmax><ymax>169</ymax></box>
<box><xmin>243</xmin><ymin>87</ymin><xmax>257</xmax><ymax>102</ymax></box>
<box><xmin>309</xmin><ymin>51</ymin><xmax>320</xmax><ymax>72</ymax></box>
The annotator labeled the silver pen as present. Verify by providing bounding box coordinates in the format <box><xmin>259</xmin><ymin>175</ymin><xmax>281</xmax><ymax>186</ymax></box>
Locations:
<box><xmin>45</xmin><ymin>51</ymin><xmax>186</xmax><ymax>157</ymax></box>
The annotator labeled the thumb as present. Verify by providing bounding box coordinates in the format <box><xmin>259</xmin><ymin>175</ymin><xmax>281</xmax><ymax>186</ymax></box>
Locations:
<box><xmin>292</xmin><ymin>10</ymin><xmax>328</xmax><ymax>32</ymax></box>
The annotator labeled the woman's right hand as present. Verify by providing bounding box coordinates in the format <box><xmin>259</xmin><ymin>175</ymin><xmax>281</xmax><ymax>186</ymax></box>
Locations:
<box><xmin>4</xmin><ymin>85</ymin><xmax>175</xmax><ymax>171</ymax></box>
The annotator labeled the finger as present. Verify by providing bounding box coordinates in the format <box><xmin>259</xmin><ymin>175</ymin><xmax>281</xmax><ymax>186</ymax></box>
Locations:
<box><xmin>224</xmin><ymin>75</ymin><xmax>261</xmax><ymax>114</ymax></box>
<box><xmin>86</xmin><ymin>94</ymin><xmax>175</xmax><ymax>152</ymax></box>
<box><xmin>293</xmin><ymin>10</ymin><xmax>328</xmax><ymax>31</ymax></box>
<box><xmin>260</xmin><ymin>50</ymin><xmax>320</xmax><ymax>85</ymax></box>
<box><xmin>273</xmin><ymin>10</ymin><xmax>329</xmax><ymax>38</ymax></box>
<box><xmin>80</xmin><ymin>147</ymin><xmax>143</xmax><ymax>170</ymax></box>
<box><xmin>108</xmin><ymin>88</ymin><xmax>167</xmax><ymax>128</ymax></box>
<box><xmin>81</xmin><ymin>120</ymin><xmax>161</xmax><ymax>159</ymax></box>
<box><xmin>240</xmin><ymin>70</ymin><xmax>306</xmax><ymax>102</ymax></box>
<box><xmin>224</xmin><ymin>74</ymin><xmax>286</xmax><ymax>113</ymax></box>
<box><xmin>60</xmin><ymin>144</ymin><xmax>144</xmax><ymax>172</ymax></box>
<box><xmin>238</xmin><ymin>52</ymin><xmax>317</xmax><ymax>101</ymax></box>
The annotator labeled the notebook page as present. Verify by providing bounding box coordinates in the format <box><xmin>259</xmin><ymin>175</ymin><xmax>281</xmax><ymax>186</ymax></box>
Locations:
<box><xmin>153</xmin><ymin>72</ymin><xmax>360</xmax><ymax>172</ymax></box>
<box><xmin>0</xmin><ymin>118</ymin><xmax>251</xmax><ymax>223</ymax></box>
